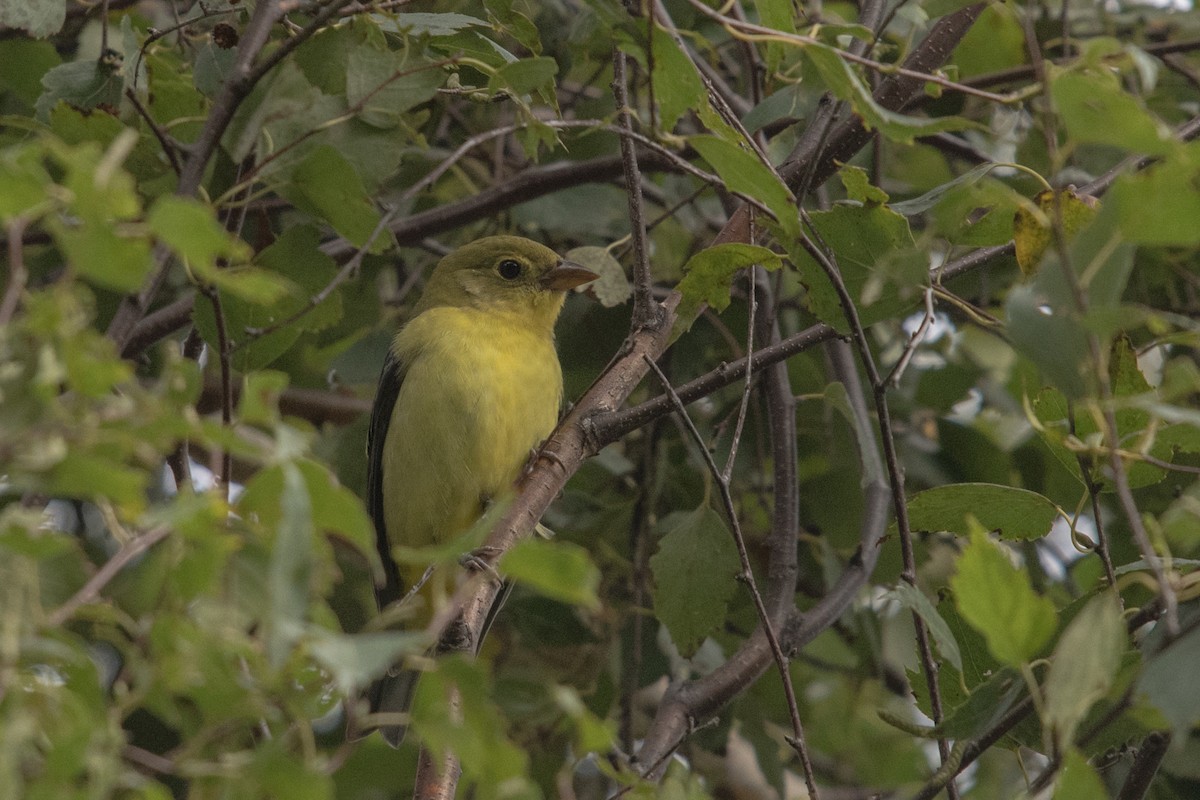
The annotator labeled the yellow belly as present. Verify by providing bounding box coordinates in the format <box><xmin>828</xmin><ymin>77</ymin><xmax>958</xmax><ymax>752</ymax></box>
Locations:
<box><xmin>381</xmin><ymin>306</ymin><xmax>563</xmax><ymax>605</ymax></box>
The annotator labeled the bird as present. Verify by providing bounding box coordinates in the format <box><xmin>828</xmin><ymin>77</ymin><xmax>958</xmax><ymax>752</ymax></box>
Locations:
<box><xmin>362</xmin><ymin>235</ymin><xmax>597</xmax><ymax>747</ymax></box>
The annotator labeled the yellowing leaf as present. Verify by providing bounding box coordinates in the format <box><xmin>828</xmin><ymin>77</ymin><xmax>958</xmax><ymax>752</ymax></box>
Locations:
<box><xmin>1013</xmin><ymin>188</ymin><xmax>1100</xmax><ymax>277</ymax></box>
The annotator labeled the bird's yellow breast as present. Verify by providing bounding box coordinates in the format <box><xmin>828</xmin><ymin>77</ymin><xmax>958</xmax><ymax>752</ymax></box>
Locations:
<box><xmin>381</xmin><ymin>305</ymin><xmax>563</xmax><ymax>594</ymax></box>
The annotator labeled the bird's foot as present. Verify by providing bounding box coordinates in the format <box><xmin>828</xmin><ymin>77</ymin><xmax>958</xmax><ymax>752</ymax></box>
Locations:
<box><xmin>458</xmin><ymin>546</ymin><xmax>503</xmax><ymax>585</ymax></box>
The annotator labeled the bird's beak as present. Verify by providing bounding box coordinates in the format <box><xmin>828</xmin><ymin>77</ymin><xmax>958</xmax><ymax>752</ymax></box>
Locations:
<box><xmin>540</xmin><ymin>260</ymin><xmax>599</xmax><ymax>291</ymax></box>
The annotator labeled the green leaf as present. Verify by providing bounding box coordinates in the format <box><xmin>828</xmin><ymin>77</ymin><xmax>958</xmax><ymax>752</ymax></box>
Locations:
<box><xmin>285</xmin><ymin>145</ymin><xmax>385</xmax><ymax>250</ymax></box>
<box><xmin>44</xmin><ymin>134</ymin><xmax>154</xmax><ymax>292</ymax></box>
<box><xmin>647</xmin><ymin>28</ymin><xmax>707</xmax><ymax>133</ymax></box>
<box><xmin>47</xmin><ymin>452</ymin><xmax>148</xmax><ymax>515</ymax></box>
<box><xmin>950</xmin><ymin>528</ymin><xmax>1056</xmax><ymax>667</ymax></box>
<box><xmin>273</xmin><ymin>463</ymin><xmax>314</xmax><ymax>665</ymax></box>
<box><xmin>752</xmin><ymin>0</ymin><xmax>797</xmax><ymax>74</ymax></box>
<box><xmin>1054</xmin><ymin>748</ymin><xmax>1107</xmax><ymax>800</ymax></box>
<box><xmin>935</xmin><ymin>668</ymin><xmax>1025</xmax><ymax>740</ymax></box>
<box><xmin>0</xmin><ymin>40</ymin><xmax>62</xmax><ymax>107</ymax></box>
<box><xmin>1005</xmin><ymin>283</ymin><xmax>1092</xmax><ymax>399</ymax></box>
<box><xmin>789</xmin><ymin>202</ymin><xmax>920</xmax><ymax>334</ymax></box>
<box><xmin>689</xmin><ymin>135</ymin><xmax>798</xmax><ymax>236</ymax></box>
<box><xmin>501</xmin><ymin>537</ymin><xmax>601</xmax><ymax>609</ymax></box>
<box><xmin>950</xmin><ymin>4</ymin><xmax>1026</xmax><ymax>78</ymax></box>
<box><xmin>650</xmin><ymin>505</ymin><xmax>741</xmax><ymax>658</ymax></box>
<box><xmin>1051</xmin><ymin>69</ymin><xmax>1174</xmax><ymax>156</ymax></box>
<box><xmin>489</xmin><ymin>56</ymin><xmax>557</xmax><ymax>96</ymax></box>
<box><xmin>388</xmin><ymin>12</ymin><xmax>487</xmax><ymax>36</ymax></box>
<box><xmin>0</xmin><ymin>143</ymin><xmax>52</xmax><ymax>220</ymax></box>
<box><xmin>906</xmin><ymin>484</ymin><xmax>1059</xmax><ymax>541</ymax></box>
<box><xmin>804</xmin><ymin>43</ymin><xmax>976</xmax><ymax>143</ymax></box>
<box><xmin>565</xmin><ymin>246</ymin><xmax>630</xmax><ymax>307</ymax></box>
<box><xmin>1031</xmin><ymin>336</ymin><xmax>1170</xmax><ymax>491</ymax></box>
<box><xmin>1110</xmin><ymin>155</ymin><xmax>1200</xmax><ymax>246</ymax></box>
<box><xmin>410</xmin><ymin>657</ymin><xmax>533</xmax><ymax>790</ymax></box>
<box><xmin>675</xmin><ymin>243</ymin><xmax>782</xmax><ymax>332</ymax></box>
<box><xmin>297</xmin><ymin>459</ymin><xmax>378</xmax><ymax>575</ymax></box>
<box><xmin>192</xmin><ymin>227</ymin><xmax>342</xmax><ymax>371</ymax></box>
<box><xmin>890</xmin><ymin>162</ymin><xmax>1000</xmax><ymax>217</ymax></box>
<box><xmin>345</xmin><ymin>45</ymin><xmax>443</xmax><ymax>129</ymax></box>
<box><xmin>1043</xmin><ymin>592</ymin><xmax>1124</xmax><ymax>747</ymax></box>
<box><xmin>840</xmin><ymin>165</ymin><xmax>889</xmax><ymax>205</ymax></box>
<box><xmin>35</xmin><ymin>56</ymin><xmax>125</xmax><ymax>121</ymax></box>
<box><xmin>891</xmin><ymin>582</ymin><xmax>962</xmax><ymax>672</ymax></box>
<box><xmin>306</xmin><ymin>628</ymin><xmax>426</xmax><ymax>695</ymax></box>
<box><xmin>148</xmin><ymin>196</ymin><xmax>252</xmax><ymax>271</ymax></box>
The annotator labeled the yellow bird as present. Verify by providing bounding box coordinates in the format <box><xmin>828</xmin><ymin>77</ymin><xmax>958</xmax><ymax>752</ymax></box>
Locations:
<box><xmin>364</xmin><ymin>236</ymin><xmax>596</xmax><ymax>746</ymax></box>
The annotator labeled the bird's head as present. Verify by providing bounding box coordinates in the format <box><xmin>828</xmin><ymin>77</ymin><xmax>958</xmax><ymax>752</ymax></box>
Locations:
<box><xmin>417</xmin><ymin>236</ymin><xmax>598</xmax><ymax>328</ymax></box>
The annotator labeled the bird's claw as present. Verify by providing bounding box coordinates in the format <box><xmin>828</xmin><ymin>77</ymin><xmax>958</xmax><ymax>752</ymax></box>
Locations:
<box><xmin>459</xmin><ymin>547</ymin><xmax>503</xmax><ymax>585</ymax></box>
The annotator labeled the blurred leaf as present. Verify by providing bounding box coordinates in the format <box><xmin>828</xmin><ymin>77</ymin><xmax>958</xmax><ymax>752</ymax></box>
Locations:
<box><xmin>906</xmin><ymin>483</ymin><xmax>1059</xmax><ymax>541</ymax></box>
<box><xmin>489</xmin><ymin>56</ymin><xmax>557</xmax><ymax>96</ymax></box>
<box><xmin>410</xmin><ymin>657</ymin><xmax>534</xmax><ymax>794</ymax></box>
<box><xmin>1054</xmin><ymin>748</ymin><xmax>1107</xmax><ymax>800</ymax></box>
<box><xmin>307</xmin><ymin>628</ymin><xmax>425</xmax><ymax>694</ymax></box>
<box><xmin>0</xmin><ymin>39</ymin><xmax>61</xmax><ymax>106</ymax></box>
<box><xmin>650</xmin><ymin>505</ymin><xmax>740</xmax><ymax>658</ymax></box>
<box><xmin>388</xmin><ymin>12</ymin><xmax>486</xmax><ymax>36</ymax></box>
<box><xmin>565</xmin><ymin>245</ymin><xmax>630</xmax><ymax>307</ymax></box>
<box><xmin>891</xmin><ymin>162</ymin><xmax>999</xmax><ymax>217</ymax></box>
<box><xmin>47</xmin><ymin>452</ymin><xmax>147</xmax><ymax>514</ymax></box>
<box><xmin>1051</xmin><ymin>69</ymin><xmax>1174</xmax><ymax>156</ymax></box>
<box><xmin>35</xmin><ymin>58</ymin><xmax>122</xmax><ymax>120</ymax></box>
<box><xmin>1044</xmin><ymin>592</ymin><xmax>1124</xmax><ymax>747</ymax></box>
<box><xmin>1136</xmin><ymin>617</ymin><xmax>1200</xmax><ymax>741</ymax></box>
<box><xmin>951</xmin><ymin>528</ymin><xmax>1056</xmax><ymax>667</ymax></box>
<box><xmin>501</xmin><ymin>537</ymin><xmax>601</xmax><ymax>609</ymax></box>
<box><xmin>0</xmin><ymin>0</ymin><xmax>64</xmax><ymax>38</ymax></box>
<box><xmin>948</xmin><ymin>3</ymin><xmax>1025</xmax><ymax>74</ymax></box>
<box><xmin>285</xmin><ymin>145</ymin><xmax>385</xmax><ymax>250</ymax></box>
<box><xmin>1031</xmin><ymin>336</ymin><xmax>1170</xmax><ymax>491</ymax></box>
<box><xmin>1111</xmin><ymin>155</ymin><xmax>1200</xmax><ymax>246</ymax></box>
<box><xmin>148</xmin><ymin>195</ymin><xmax>252</xmax><ymax>271</ymax></box>
<box><xmin>1005</xmin><ymin>283</ymin><xmax>1091</xmax><ymax>398</ymax></box>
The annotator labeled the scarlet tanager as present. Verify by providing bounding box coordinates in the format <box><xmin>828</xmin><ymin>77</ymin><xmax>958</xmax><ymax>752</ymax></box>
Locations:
<box><xmin>363</xmin><ymin>236</ymin><xmax>597</xmax><ymax>746</ymax></box>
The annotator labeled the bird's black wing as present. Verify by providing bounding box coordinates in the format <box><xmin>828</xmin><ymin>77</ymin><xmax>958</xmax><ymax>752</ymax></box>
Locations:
<box><xmin>366</xmin><ymin>347</ymin><xmax>405</xmax><ymax>610</ymax></box>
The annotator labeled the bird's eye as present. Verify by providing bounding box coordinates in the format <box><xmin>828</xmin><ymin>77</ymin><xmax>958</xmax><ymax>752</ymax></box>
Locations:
<box><xmin>497</xmin><ymin>259</ymin><xmax>522</xmax><ymax>280</ymax></box>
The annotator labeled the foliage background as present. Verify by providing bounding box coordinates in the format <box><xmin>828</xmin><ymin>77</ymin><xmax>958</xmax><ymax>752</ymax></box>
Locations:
<box><xmin>1</xmin><ymin>0</ymin><xmax>1199</xmax><ymax>798</ymax></box>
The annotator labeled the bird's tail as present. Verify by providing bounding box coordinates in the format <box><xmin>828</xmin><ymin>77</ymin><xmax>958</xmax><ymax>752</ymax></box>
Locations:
<box><xmin>366</xmin><ymin>666</ymin><xmax>421</xmax><ymax>748</ymax></box>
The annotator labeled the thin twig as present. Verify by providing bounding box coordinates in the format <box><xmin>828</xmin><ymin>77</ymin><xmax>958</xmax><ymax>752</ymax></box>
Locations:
<box><xmin>46</xmin><ymin>526</ymin><xmax>172</xmax><ymax>627</ymax></box>
<box><xmin>722</xmin><ymin>265</ymin><xmax>757</xmax><ymax>482</ymax></box>
<box><xmin>239</xmin><ymin>208</ymin><xmax>396</xmax><ymax>344</ymax></box>
<box><xmin>685</xmin><ymin>0</ymin><xmax>1017</xmax><ymax>104</ymax></box>
<box><xmin>612</xmin><ymin>47</ymin><xmax>661</xmax><ymax>331</ymax></box>
<box><xmin>124</xmin><ymin>88</ymin><xmax>183</xmax><ymax>176</ymax></box>
<box><xmin>642</xmin><ymin>354</ymin><xmax>819</xmax><ymax>798</ymax></box>
<box><xmin>796</xmin><ymin>213</ymin><xmax>956</xmax><ymax>795</ymax></box>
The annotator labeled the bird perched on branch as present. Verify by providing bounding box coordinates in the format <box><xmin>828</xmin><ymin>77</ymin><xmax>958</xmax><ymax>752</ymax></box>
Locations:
<box><xmin>362</xmin><ymin>235</ymin><xmax>596</xmax><ymax>747</ymax></box>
